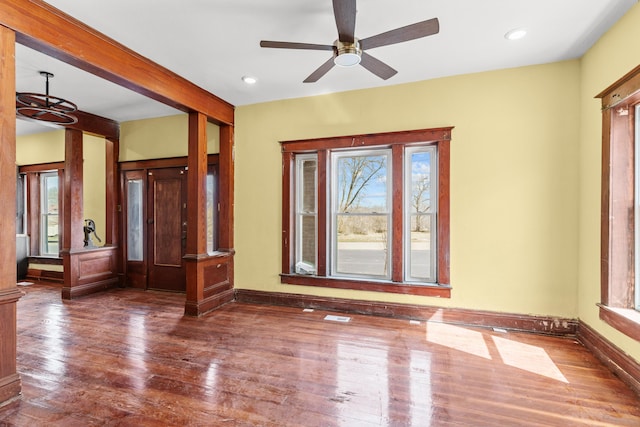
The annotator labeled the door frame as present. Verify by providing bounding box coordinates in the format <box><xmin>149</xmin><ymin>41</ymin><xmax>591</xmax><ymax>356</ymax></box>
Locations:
<box><xmin>119</xmin><ymin>155</ymin><xmax>219</xmax><ymax>290</ymax></box>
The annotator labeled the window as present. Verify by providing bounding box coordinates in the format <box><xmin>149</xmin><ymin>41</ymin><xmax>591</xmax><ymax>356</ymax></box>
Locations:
<box><xmin>406</xmin><ymin>146</ymin><xmax>437</xmax><ymax>282</ymax></box>
<box><xmin>598</xmin><ymin>64</ymin><xmax>640</xmax><ymax>341</ymax></box>
<box><xmin>126</xmin><ymin>177</ymin><xmax>144</xmax><ymax>261</ymax></box>
<box><xmin>18</xmin><ymin>163</ymin><xmax>64</xmax><ymax>257</ymax></box>
<box><xmin>40</xmin><ymin>172</ymin><xmax>59</xmax><ymax>256</ymax></box>
<box><xmin>16</xmin><ymin>172</ymin><xmax>26</xmax><ymax>235</ymax></box>
<box><xmin>206</xmin><ymin>165</ymin><xmax>219</xmax><ymax>253</ymax></box>
<box><xmin>294</xmin><ymin>154</ymin><xmax>317</xmax><ymax>274</ymax></box>
<box><xmin>281</xmin><ymin>128</ymin><xmax>452</xmax><ymax>297</ymax></box>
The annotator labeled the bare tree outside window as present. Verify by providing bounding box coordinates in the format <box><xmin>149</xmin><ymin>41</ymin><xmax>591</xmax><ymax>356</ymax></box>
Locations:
<box><xmin>337</xmin><ymin>156</ymin><xmax>386</xmax><ymax>213</ymax></box>
<box><xmin>412</xmin><ymin>168</ymin><xmax>431</xmax><ymax>232</ymax></box>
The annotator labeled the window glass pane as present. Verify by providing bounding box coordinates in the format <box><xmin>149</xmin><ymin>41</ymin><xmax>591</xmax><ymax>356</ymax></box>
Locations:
<box><xmin>333</xmin><ymin>150</ymin><xmax>390</xmax><ymax>279</ymax></box>
<box><xmin>44</xmin><ymin>214</ymin><xmax>60</xmax><ymax>255</ymax></box>
<box><xmin>336</xmin><ymin>214</ymin><xmax>388</xmax><ymax>277</ymax></box>
<box><xmin>410</xmin><ymin>151</ymin><xmax>432</xmax><ymax>214</ymax></box>
<box><xmin>206</xmin><ymin>172</ymin><xmax>216</xmax><ymax>252</ymax></box>
<box><xmin>295</xmin><ymin>155</ymin><xmax>317</xmax><ymax>274</ymax></box>
<box><xmin>16</xmin><ymin>173</ymin><xmax>26</xmax><ymax>234</ymax></box>
<box><xmin>40</xmin><ymin>173</ymin><xmax>58</xmax><ymax>255</ymax></box>
<box><xmin>301</xmin><ymin>159</ymin><xmax>316</xmax><ymax>213</ymax></box>
<box><xmin>299</xmin><ymin>215</ymin><xmax>316</xmax><ymax>268</ymax></box>
<box><xmin>336</xmin><ymin>154</ymin><xmax>388</xmax><ymax>213</ymax></box>
<box><xmin>127</xmin><ymin>179</ymin><xmax>144</xmax><ymax>261</ymax></box>
<box><xmin>409</xmin><ymin>215</ymin><xmax>433</xmax><ymax>280</ymax></box>
<box><xmin>406</xmin><ymin>147</ymin><xmax>436</xmax><ymax>282</ymax></box>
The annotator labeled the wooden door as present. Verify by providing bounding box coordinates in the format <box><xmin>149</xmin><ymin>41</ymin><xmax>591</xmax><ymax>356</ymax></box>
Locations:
<box><xmin>147</xmin><ymin>167</ymin><xmax>187</xmax><ymax>292</ymax></box>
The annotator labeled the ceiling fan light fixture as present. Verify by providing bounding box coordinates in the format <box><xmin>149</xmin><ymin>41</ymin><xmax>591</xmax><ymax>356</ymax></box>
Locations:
<box><xmin>16</xmin><ymin>71</ymin><xmax>78</xmax><ymax>125</ymax></box>
<box><xmin>334</xmin><ymin>39</ymin><xmax>362</xmax><ymax>67</ymax></box>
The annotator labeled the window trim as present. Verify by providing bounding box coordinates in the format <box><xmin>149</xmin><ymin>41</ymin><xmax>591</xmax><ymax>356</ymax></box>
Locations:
<box><xmin>281</xmin><ymin>127</ymin><xmax>452</xmax><ymax>297</ymax></box>
<box><xmin>598</xmin><ymin>64</ymin><xmax>640</xmax><ymax>340</ymax></box>
<box><xmin>294</xmin><ymin>154</ymin><xmax>318</xmax><ymax>274</ymax></box>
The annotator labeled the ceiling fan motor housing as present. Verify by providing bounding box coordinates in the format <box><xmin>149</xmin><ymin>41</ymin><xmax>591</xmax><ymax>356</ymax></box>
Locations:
<box><xmin>334</xmin><ymin>38</ymin><xmax>362</xmax><ymax>67</ymax></box>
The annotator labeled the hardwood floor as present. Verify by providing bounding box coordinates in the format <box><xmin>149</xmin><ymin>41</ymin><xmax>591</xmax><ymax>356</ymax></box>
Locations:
<box><xmin>1</xmin><ymin>282</ymin><xmax>639</xmax><ymax>426</ymax></box>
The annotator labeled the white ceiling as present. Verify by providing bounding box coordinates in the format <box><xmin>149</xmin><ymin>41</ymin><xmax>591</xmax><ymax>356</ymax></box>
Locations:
<box><xmin>16</xmin><ymin>0</ymin><xmax>638</xmax><ymax>135</ymax></box>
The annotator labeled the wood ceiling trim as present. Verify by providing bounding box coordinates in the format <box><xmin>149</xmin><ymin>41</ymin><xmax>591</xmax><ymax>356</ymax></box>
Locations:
<box><xmin>1</xmin><ymin>0</ymin><xmax>234</xmax><ymax>126</ymax></box>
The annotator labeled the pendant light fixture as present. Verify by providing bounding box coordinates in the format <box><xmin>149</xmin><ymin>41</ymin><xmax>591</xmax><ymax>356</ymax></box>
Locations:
<box><xmin>16</xmin><ymin>71</ymin><xmax>78</xmax><ymax>125</ymax></box>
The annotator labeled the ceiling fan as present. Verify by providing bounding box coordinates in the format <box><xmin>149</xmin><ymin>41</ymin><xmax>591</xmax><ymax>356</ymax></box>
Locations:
<box><xmin>260</xmin><ymin>0</ymin><xmax>439</xmax><ymax>83</ymax></box>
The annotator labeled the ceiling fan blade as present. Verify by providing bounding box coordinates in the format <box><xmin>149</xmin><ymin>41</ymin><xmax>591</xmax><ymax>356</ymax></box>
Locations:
<box><xmin>332</xmin><ymin>0</ymin><xmax>356</xmax><ymax>43</ymax></box>
<box><xmin>260</xmin><ymin>40</ymin><xmax>334</xmax><ymax>51</ymax></box>
<box><xmin>360</xmin><ymin>17</ymin><xmax>439</xmax><ymax>50</ymax></box>
<box><xmin>303</xmin><ymin>56</ymin><xmax>336</xmax><ymax>83</ymax></box>
<box><xmin>360</xmin><ymin>52</ymin><xmax>397</xmax><ymax>80</ymax></box>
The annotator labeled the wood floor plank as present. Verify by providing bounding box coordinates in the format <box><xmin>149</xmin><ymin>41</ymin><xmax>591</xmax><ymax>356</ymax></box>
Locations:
<box><xmin>0</xmin><ymin>283</ymin><xmax>639</xmax><ymax>426</ymax></box>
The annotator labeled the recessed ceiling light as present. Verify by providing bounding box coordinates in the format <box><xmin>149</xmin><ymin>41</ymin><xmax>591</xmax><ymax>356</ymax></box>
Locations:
<box><xmin>242</xmin><ymin>76</ymin><xmax>257</xmax><ymax>85</ymax></box>
<box><xmin>505</xmin><ymin>28</ymin><xmax>527</xmax><ymax>41</ymax></box>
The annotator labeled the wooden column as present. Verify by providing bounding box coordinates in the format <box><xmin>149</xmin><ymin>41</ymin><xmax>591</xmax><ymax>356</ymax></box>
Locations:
<box><xmin>105</xmin><ymin>137</ymin><xmax>119</xmax><ymax>246</ymax></box>
<box><xmin>184</xmin><ymin>114</ymin><xmax>234</xmax><ymax>316</ymax></box>
<box><xmin>62</xmin><ymin>130</ymin><xmax>119</xmax><ymax>299</ymax></box>
<box><xmin>218</xmin><ymin>124</ymin><xmax>235</xmax><ymax>251</ymax></box>
<box><xmin>62</xmin><ymin>129</ymin><xmax>85</xmax><ymax>251</ymax></box>
<box><xmin>0</xmin><ymin>24</ymin><xmax>22</xmax><ymax>406</ymax></box>
<box><xmin>185</xmin><ymin>112</ymin><xmax>208</xmax><ymax>315</ymax></box>
<box><xmin>186</xmin><ymin>112</ymin><xmax>208</xmax><ymax>256</ymax></box>
<box><xmin>62</xmin><ymin>129</ymin><xmax>85</xmax><ymax>299</ymax></box>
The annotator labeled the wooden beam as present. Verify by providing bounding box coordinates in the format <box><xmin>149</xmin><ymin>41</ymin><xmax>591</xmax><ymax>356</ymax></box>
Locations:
<box><xmin>72</xmin><ymin>110</ymin><xmax>119</xmax><ymax>140</ymax></box>
<box><xmin>1</xmin><ymin>0</ymin><xmax>234</xmax><ymax>125</ymax></box>
<box><xmin>16</xmin><ymin>103</ymin><xmax>120</xmax><ymax>140</ymax></box>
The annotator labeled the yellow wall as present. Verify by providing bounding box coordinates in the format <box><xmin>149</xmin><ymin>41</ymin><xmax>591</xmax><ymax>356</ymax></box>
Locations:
<box><xmin>578</xmin><ymin>3</ymin><xmax>640</xmax><ymax>360</ymax></box>
<box><xmin>16</xmin><ymin>129</ymin><xmax>64</xmax><ymax>165</ymax></box>
<box><xmin>16</xmin><ymin>129</ymin><xmax>106</xmax><ymax>243</ymax></box>
<box><xmin>119</xmin><ymin>114</ymin><xmax>220</xmax><ymax>161</ymax></box>
<box><xmin>82</xmin><ymin>134</ymin><xmax>106</xmax><ymax>238</ymax></box>
<box><xmin>235</xmin><ymin>60</ymin><xmax>581</xmax><ymax>318</ymax></box>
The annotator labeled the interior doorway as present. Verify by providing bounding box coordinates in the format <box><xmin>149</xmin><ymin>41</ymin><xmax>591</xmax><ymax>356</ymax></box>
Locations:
<box><xmin>123</xmin><ymin>166</ymin><xmax>187</xmax><ymax>292</ymax></box>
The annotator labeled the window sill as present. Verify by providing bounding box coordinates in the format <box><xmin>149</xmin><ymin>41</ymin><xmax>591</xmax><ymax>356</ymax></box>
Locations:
<box><xmin>28</xmin><ymin>256</ymin><xmax>62</xmax><ymax>265</ymax></box>
<box><xmin>280</xmin><ymin>274</ymin><xmax>451</xmax><ymax>297</ymax></box>
<box><xmin>598</xmin><ymin>304</ymin><xmax>640</xmax><ymax>342</ymax></box>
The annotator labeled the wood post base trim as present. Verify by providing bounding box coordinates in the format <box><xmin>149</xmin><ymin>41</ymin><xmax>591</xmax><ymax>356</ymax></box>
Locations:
<box><xmin>0</xmin><ymin>288</ymin><xmax>23</xmax><ymax>305</ymax></box>
<box><xmin>577</xmin><ymin>320</ymin><xmax>640</xmax><ymax>397</ymax></box>
<box><xmin>185</xmin><ymin>288</ymin><xmax>234</xmax><ymax>317</ymax></box>
<box><xmin>26</xmin><ymin>269</ymin><xmax>64</xmax><ymax>283</ymax></box>
<box><xmin>62</xmin><ymin>277</ymin><xmax>119</xmax><ymax>300</ymax></box>
<box><xmin>234</xmin><ymin>289</ymin><xmax>579</xmax><ymax>336</ymax></box>
<box><xmin>0</xmin><ymin>290</ymin><xmax>21</xmax><ymax>406</ymax></box>
<box><xmin>0</xmin><ymin>373</ymin><xmax>21</xmax><ymax>407</ymax></box>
